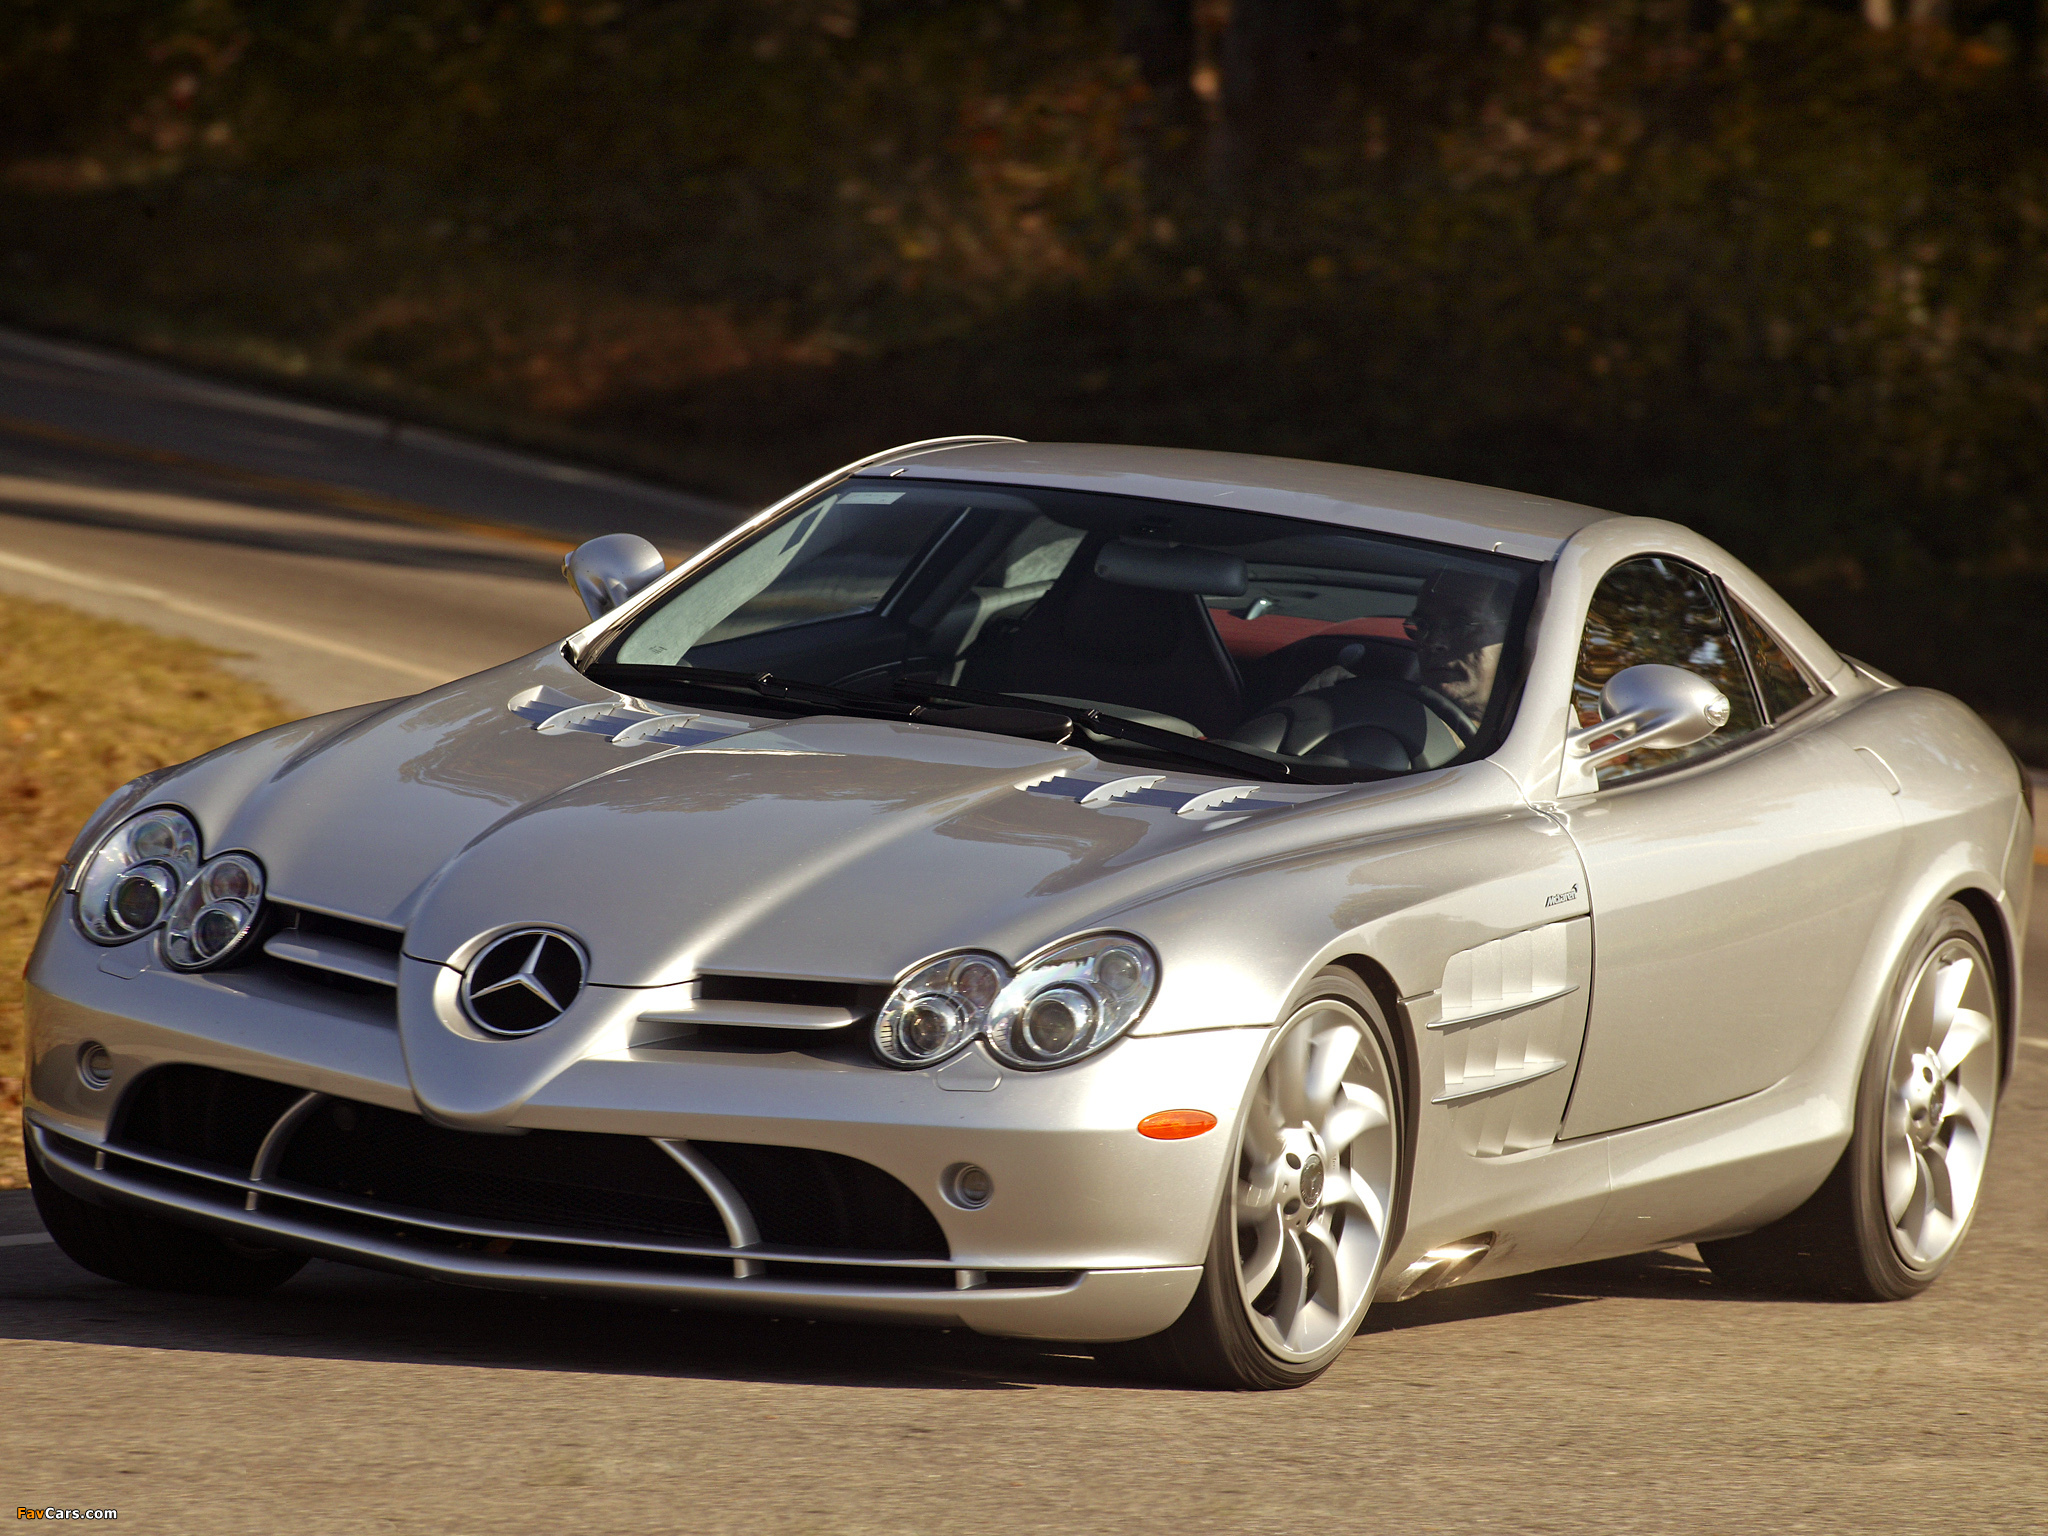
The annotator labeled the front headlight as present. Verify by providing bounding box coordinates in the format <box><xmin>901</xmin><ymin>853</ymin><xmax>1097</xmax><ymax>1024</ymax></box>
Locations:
<box><xmin>76</xmin><ymin>808</ymin><xmax>201</xmax><ymax>943</ymax></box>
<box><xmin>986</xmin><ymin>935</ymin><xmax>1157</xmax><ymax>1068</ymax></box>
<box><xmin>872</xmin><ymin>934</ymin><xmax>1158</xmax><ymax>1071</ymax></box>
<box><xmin>874</xmin><ymin>951</ymin><xmax>1008</xmax><ymax>1066</ymax></box>
<box><xmin>162</xmin><ymin>853</ymin><xmax>266</xmax><ymax>970</ymax></box>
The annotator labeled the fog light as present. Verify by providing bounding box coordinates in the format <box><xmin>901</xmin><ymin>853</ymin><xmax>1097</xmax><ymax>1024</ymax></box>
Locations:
<box><xmin>944</xmin><ymin>1163</ymin><xmax>994</xmax><ymax>1209</ymax></box>
<box><xmin>77</xmin><ymin>1041</ymin><xmax>114</xmax><ymax>1091</ymax></box>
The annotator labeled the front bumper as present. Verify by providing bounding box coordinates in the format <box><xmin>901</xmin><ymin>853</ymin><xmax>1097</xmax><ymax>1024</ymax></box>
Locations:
<box><xmin>25</xmin><ymin>920</ymin><xmax>1260</xmax><ymax>1341</ymax></box>
<box><xmin>26</xmin><ymin>1119</ymin><xmax>1200</xmax><ymax>1338</ymax></box>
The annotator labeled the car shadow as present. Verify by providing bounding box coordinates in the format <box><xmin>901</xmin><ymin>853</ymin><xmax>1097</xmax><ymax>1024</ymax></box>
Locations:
<box><xmin>0</xmin><ymin>1195</ymin><xmax>1808</xmax><ymax>1396</ymax></box>
<box><xmin>1357</xmin><ymin>1245</ymin><xmax>1755</xmax><ymax>1336</ymax></box>
<box><xmin>0</xmin><ymin>1230</ymin><xmax>1096</xmax><ymax>1391</ymax></box>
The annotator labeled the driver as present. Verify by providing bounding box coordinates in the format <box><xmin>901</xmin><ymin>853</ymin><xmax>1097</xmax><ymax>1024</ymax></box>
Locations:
<box><xmin>1235</xmin><ymin>567</ymin><xmax>1515</xmax><ymax>772</ymax></box>
<box><xmin>1405</xmin><ymin>569</ymin><xmax>1514</xmax><ymax>725</ymax></box>
<box><xmin>1293</xmin><ymin>568</ymin><xmax>1513</xmax><ymax>726</ymax></box>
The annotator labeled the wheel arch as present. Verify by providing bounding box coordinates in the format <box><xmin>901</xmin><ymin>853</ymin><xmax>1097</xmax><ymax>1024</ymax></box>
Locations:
<box><xmin>1948</xmin><ymin>883</ymin><xmax>2018</xmax><ymax>1093</ymax></box>
<box><xmin>1319</xmin><ymin>952</ymin><xmax>1418</xmax><ymax>1257</ymax></box>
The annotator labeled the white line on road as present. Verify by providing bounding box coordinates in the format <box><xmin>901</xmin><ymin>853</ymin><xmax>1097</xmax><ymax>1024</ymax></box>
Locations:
<box><xmin>0</xmin><ymin>547</ymin><xmax>451</xmax><ymax>683</ymax></box>
<box><xmin>0</xmin><ymin>1233</ymin><xmax>53</xmax><ymax>1247</ymax></box>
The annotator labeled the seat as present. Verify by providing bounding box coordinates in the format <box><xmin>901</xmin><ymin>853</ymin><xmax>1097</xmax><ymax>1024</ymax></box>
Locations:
<box><xmin>1237</xmin><ymin>633</ymin><xmax>1418</xmax><ymax>715</ymax></box>
<box><xmin>960</xmin><ymin>537</ymin><xmax>1245</xmax><ymax>737</ymax></box>
<box><xmin>1230</xmin><ymin>676</ymin><xmax>1469</xmax><ymax>772</ymax></box>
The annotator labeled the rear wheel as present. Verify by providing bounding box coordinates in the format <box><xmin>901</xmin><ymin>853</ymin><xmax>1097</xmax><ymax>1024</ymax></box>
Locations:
<box><xmin>1699</xmin><ymin>900</ymin><xmax>2001</xmax><ymax>1300</ymax></box>
<box><xmin>1115</xmin><ymin>970</ymin><xmax>1404</xmax><ymax>1389</ymax></box>
<box><xmin>27</xmin><ymin>1132</ymin><xmax>308</xmax><ymax>1295</ymax></box>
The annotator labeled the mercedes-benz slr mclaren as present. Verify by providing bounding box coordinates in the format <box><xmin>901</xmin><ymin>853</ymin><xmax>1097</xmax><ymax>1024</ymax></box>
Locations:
<box><xmin>22</xmin><ymin>439</ymin><xmax>2028</xmax><ymax>1388</ymax></box>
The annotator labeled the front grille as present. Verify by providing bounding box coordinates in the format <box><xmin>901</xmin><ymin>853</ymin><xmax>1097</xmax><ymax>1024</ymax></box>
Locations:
<box><xmin>696</xmin><ymin>1141</ymin><xmax>949</xmax><ymax>1257</ymax></box>
<box><xmin>115</xmin><ymin>1065</ymin><xmax>306</xmax><ymax>1173</ymax></box>
<box><xmin>695</xmin><ymin>974</ymin><xmax>887</xmax><ymax>1016</ymax></box>
<box><xmin>275</xmin><ymin>1098</ymin><xmax>727</xmax><ymax>1243</ymax></box>
<box><xmin>251</xmin><ymin>905</ymin><xmax>405</xmax><ymax>1000</ymax></box>
<box><xmin>105</xmin><ymin>1067</ymin><xmax>952</xmax><ymax>1267</ymax></box>
<box><xmin>275</xmin><ymin>906</ymin><xmax>404</xmax><ymax>955</ymax></box>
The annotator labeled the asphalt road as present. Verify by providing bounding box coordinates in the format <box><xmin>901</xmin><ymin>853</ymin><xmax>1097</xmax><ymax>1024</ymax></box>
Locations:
<box><xmin>2</xmin><ymin>333</ymin><xmax>2045</xmax><ymax>1533</ymax></box>
<box><xmin>0</xmin><ymin>327</ymin><xmax>737</xmax><ymax>714</ymax></box>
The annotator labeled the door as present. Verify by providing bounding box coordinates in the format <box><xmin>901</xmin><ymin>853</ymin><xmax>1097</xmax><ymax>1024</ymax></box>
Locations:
<box><xmin>1556</xmin><ymin>557</ymin><xmax>1901</xmax><ymax>1139</ymax></box>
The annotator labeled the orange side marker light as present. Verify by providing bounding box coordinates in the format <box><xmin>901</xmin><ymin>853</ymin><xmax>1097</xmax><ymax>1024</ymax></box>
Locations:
<box><xmin>1137</xmin><ymin>1109</ymin><xmax>1217</xmax><ymax>1140</ymax></box>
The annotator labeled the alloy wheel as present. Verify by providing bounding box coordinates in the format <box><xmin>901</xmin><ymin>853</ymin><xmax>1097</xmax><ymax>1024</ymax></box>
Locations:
<box><xmin>1881</xmin><ymin>938</ymin><xmax>1998</xmax><ymax>1269</ymax></box>
<box><xmin>1232</xmin><ymin>998</ymin><xmax>1399</xmax><ymax>1360</ymax></box>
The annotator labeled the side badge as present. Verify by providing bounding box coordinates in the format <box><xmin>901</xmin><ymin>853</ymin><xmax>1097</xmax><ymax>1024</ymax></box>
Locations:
<box><xmin>1544</xmin><ymin>883</ymin><xmax>1581</xmax><ymax>909</ymax></box>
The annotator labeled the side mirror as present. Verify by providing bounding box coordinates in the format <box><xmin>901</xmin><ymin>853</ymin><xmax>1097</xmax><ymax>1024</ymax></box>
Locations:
<box><xmin>564</xmin><ymin>534</ymin><xmax>666</xmax><ymax>622</ymax></box>
<box><xmin>1561</xmin><ymin>663</ymin><xmax>1730</xmax><ymax>793</ymax></box>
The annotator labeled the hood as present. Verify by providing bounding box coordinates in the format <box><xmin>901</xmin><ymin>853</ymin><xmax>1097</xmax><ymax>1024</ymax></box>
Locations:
<box><xmin>169</xmin><ymin>648</ymin><xmax>1359</xmax><ymax>986</ymax></box>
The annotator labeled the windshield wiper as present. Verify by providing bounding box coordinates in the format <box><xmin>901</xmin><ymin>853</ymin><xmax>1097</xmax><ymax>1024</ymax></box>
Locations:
<box><xmin>588</xmin><ymin>664</ymin><xmax>1373</xmax><ymax>781</ymax></box>
<box><xmin>892</xmin><ymin>679</ymin><xmax>1374</xmax><ymax>785</ymax></box>
<box><xmin>587</xmin><ymin>662</ymin><xmax>924</xmax><ymax>721</ymax></box>
<box><xmin>586</xmin><ymin>664</ymin><xmax>1073</xmax><ymax>744</ymax></box>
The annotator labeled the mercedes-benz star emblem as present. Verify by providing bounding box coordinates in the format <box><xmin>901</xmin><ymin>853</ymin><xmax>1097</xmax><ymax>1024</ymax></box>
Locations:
<box><xmin>460</xmin><ymin>929</ymin><xmax>587</xmax><ymax>1036</ymax></box>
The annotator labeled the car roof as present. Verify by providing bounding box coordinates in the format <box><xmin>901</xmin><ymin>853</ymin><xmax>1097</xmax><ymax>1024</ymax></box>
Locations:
<box><xmin>858</xmin><ymin>441</ymin><xmax>1616</xmax><ymax>560</ymax></box>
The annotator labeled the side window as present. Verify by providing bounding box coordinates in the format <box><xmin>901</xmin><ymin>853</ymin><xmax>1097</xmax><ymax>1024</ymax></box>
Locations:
<box><xmin>1574</xmin><ymin>557</ymin><xmax>1764</xmax><ymax>783</ymax></box>
<box><xmin>1730</xmin><ymin>599</ymin><xmax>1822</xmax><ymax>721</ymax></box>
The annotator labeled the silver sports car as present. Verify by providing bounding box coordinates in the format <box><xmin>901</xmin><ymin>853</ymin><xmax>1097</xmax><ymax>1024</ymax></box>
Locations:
<box><xmin>22</xmin><ymin>439</ymin><xmax>2029</xmax><ymax>1389</ymax></box>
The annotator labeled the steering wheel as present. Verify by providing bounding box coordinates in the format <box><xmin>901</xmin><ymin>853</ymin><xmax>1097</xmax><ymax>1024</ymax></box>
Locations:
<box><xmin>1363</xmin><ymin>676</ymin><xmax>1481</xmax><ymax>741</ymax></box>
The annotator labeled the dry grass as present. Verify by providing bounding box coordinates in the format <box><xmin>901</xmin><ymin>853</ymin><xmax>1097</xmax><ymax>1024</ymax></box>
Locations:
<box><xmin>1</xmin><ymin>593</ymin><xmax>289</xmax><ymax>1188</ymax></box>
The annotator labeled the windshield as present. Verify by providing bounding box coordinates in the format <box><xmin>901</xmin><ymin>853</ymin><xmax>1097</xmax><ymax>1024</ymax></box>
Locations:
<box><xmin>595</xmin><ymin>478</ymin><xmax>1538</xmax><ymax>781</ymax></box>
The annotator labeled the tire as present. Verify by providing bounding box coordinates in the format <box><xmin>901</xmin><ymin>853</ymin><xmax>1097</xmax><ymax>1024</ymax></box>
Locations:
<box><xmin>1699</xmin><ymin>899</ymin><xmax>2002</xmax><ymax>1301</ymax></box>
<box><xmin>1111</xmin><ymin>969</ymin><xmax>1406</xmax><ymax>1389</ymax></box>
<box><xmin>26</xmin><ymin>1132</ymin><xmax>308</xmax><ymax>1295</ymax></box>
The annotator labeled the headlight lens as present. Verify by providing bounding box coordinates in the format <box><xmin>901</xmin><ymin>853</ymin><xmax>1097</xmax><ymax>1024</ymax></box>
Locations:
<box><xmin>986</xmin><ymin>935</ymin><xmax>1158</xmax><ymax>1068</ymax></box>
<box><xmin>874</xmin><ymin>952</ymin><xmax>1008</xmax><ymax>1065</ymax></box>
<box><xmin>76</xmin><ymin>808</ymin><xmax>201</xmax><ymax>943</ymax></box>
<box><xmin>162</xmin><ymin>853</ymin><xmax>266</xmax><ymax>970</ymax></box>
<box><xmin>873</xmin><ymin>935</ymin><xmax>1158</xmax><ymax>1071</ymax></box>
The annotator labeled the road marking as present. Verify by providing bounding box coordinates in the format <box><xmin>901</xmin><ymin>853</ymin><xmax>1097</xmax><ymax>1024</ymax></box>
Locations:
<box><xmin>0</xmin><ymin>1233</ymin><xmax>53</xmax><ymax>1248</ymax></box>
<box><xmin>0</xmin><ymin>547</ymin><xmax>453</xmax><ymax>683</ymax></box>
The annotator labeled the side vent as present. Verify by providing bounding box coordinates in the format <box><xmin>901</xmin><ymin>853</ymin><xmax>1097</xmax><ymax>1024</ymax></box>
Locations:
<box><xmin>1431</xmin><ymin>917</ymin><xmax>1592</xmax><ymax>1157</ymax></box>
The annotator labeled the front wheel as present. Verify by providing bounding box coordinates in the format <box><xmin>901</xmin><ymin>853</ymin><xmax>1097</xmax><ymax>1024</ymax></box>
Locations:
<box><xmin>1114</xmin><ymin>970</ymin><xmax>1404</xmax><ymax>1389</ymax></box>
<box><xmin>1700</xmin><ymin>899</ymin><xmax>2002</xmax><ymax>1300</ymax></box>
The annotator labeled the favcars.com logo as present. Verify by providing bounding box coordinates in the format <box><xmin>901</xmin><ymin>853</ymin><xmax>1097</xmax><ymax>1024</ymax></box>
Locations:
<box><xmin>16</xmin><ymin>1511</ymin><xmax>118</xmax><ymax>1521</ymax></box>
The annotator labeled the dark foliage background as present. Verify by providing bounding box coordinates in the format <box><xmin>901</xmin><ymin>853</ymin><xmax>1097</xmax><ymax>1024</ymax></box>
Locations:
<box><xmin>5</xmin><ymin>1</ymin><xmax>2047</xmax><ymax>745</ymax></box>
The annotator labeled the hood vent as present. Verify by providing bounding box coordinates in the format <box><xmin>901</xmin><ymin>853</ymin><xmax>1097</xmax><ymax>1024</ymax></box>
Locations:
<box><xmin>507</xmin><ymin>686</ymin><xmax>753</xmax><ymax>750</ymax></box>
<box><xmin>1020</xmin><ymin>772</ymin><xmax>1337</xmax><ymax>822</ymax></box>
<box><xmin>511</xmin><ymin>686</ymin><xmax>1338</xmax><ymax>818</ymax></box>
